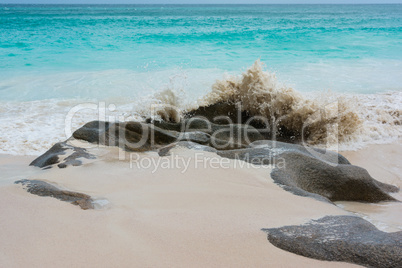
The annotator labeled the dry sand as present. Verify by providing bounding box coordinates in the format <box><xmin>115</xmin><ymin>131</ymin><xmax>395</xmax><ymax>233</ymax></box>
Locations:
<box><xmin>0</xmin><ymin>142</ymin><xmax>400</xmax><ymax>267</ymax></box>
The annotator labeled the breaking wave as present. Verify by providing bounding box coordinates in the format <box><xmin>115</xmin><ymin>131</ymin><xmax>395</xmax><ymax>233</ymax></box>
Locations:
<box><xmin>0</xmin><ymin>60</ymin><xmax>401</xmax><ymax>155</ymax></box>
<box><xmin>146</xmin><ymin>60</ymin><xmax>400</xmax><ymax>149</ymax></box>
<box><xmin>199</xmin><ymin>60</ymin><xmax>361</xmax><ymax>146</ymax></box>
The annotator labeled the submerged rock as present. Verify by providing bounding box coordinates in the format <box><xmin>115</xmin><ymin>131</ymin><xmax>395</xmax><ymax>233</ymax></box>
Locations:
<box><xmin>263</xmin><ymin>215</ymin><xmax>402</xmax><ymax>268</ymax></box>
<box><xmin>15</xmin><ymin>179</ymin><xmax>94</xmax><ymax>210</ymax></box>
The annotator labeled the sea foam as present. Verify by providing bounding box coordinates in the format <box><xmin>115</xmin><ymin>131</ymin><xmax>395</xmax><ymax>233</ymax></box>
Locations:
<box><xmin>0</xmin><ymin>61</ymin><xmax>401</xmax><ymax>155</ymax></box>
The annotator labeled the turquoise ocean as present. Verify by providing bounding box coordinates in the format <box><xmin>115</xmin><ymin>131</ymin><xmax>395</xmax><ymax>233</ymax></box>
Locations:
<box><xmin>0</xmin><ymin>4</ymin><xmax>401</xmax><ymax>155</ymax></box>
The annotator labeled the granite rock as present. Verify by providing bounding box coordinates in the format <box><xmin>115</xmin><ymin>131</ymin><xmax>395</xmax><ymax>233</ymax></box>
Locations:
<box><xmin>263</xmin><ymin>215</ymin><xmax>402</xmax><ymax>268</ymax></box>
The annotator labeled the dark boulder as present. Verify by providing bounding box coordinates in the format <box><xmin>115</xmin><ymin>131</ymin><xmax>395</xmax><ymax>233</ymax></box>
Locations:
<box><xmin>271</xmin><ymin>151</ymin><xmax>398</xmax><ymax>203</ymax></box>
<box><xmin>72</xmin><ymin>119</ymin><xmax>265</xmax><ymax>152</ymax></box>
<box><xmin>218</xmin><ymin>142</ymin><xmax>398</xmax><ymax>203</ymax></box>
<box><xmin>31</xmin><ymin>119</ymin><xmax>399</xmax><ymax>203</ymax></box>
<box><xmin>263</xmin><ymin>215</ymin><xmax>402</xmax><ymax>268</ymax></box>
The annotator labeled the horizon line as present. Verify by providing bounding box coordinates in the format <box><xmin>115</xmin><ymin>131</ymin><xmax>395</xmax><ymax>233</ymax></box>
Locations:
<box><xmin>1</xmin><ymin>3</ymin><xmax>401</xmax><ymax>5</ymax></box>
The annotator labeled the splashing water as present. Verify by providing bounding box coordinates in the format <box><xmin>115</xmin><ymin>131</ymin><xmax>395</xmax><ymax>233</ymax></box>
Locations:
<box><xmin>0</xmin><ymin>61</ymin><xmax>401</xmax><ymax>155</ymax></box>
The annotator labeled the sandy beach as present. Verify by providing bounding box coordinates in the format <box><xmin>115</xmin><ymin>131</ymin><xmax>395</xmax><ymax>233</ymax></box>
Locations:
<box><xmin>0</xmin><ymin>140</ymin><xmax>400</xmax><ymax>267</ymax></box>
<box><xmin>1</xmin><ymin>3</ymin><xmax>402</xmax><ymax>267</ymax></box>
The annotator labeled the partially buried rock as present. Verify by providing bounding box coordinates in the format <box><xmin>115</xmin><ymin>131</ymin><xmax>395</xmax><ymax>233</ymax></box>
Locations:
<box><xmin>29</xmin><ymin>142</ymin><xmax>95</xmax><ymax>169</ymax></box>
<box><xmin>30</xmin><ymin>118</ymin><xmax>399</xmax><ymax>204</ymax></box>
<box><xmin>263</xmin><ymin>215</ymin><xmax>402</xmax><ymax>268</ymax></box>
<box><xmin>217</xmin><ymin>141</ymin><xmax>398</xmax><ymax>203</ymax></box>
<box><xmin>270</xmin><ymin>151</ymin><xmax>398</xmax><ymax>203</ymax></box>
<box><xmin>15</xmin><ymin>179</ymin><xmax>94</xmax><ymax>210</ymax></box>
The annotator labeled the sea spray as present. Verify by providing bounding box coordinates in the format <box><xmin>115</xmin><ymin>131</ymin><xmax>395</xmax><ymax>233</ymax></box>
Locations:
<box><xmin>115</xmin><ymin>61</ymin><xmax>400</xmax><ymax>149</ymax></box>
<box><xmin>192</xmin><ymin>60</ymin><xmax>361</xmax><ymax>146</ymax></box>
<box><xmin>1</xmin><ymin>61</ymin><xmax>401</xmax><ymax>155</ymax></box>
<box><xmin>129</xmin><ymin>72</ymin><xmax>192</xmax><ymax>123</ymax></box>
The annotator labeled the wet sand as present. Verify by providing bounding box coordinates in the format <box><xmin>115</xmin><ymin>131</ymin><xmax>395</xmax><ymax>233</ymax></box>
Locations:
<box><xmin>341</xmin><ymin>141</ymin><xmax>402</xmax><ymax>189</ymax></box>
<box><xmin>339</xmin><ymin>140</ymin><xmax>402</xmax><ymax>232</ymax></box>
<box><xmin>0</xmin><ymin>142</ymin><xmax>400</xmax><ymax>267</ymax></box>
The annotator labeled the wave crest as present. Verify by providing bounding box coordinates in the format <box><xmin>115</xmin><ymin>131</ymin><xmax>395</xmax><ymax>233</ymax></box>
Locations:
<box><xmin>197</xmin><ymin>60</ymin><xmax>362</xmax><ymax>145</ymax></box>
